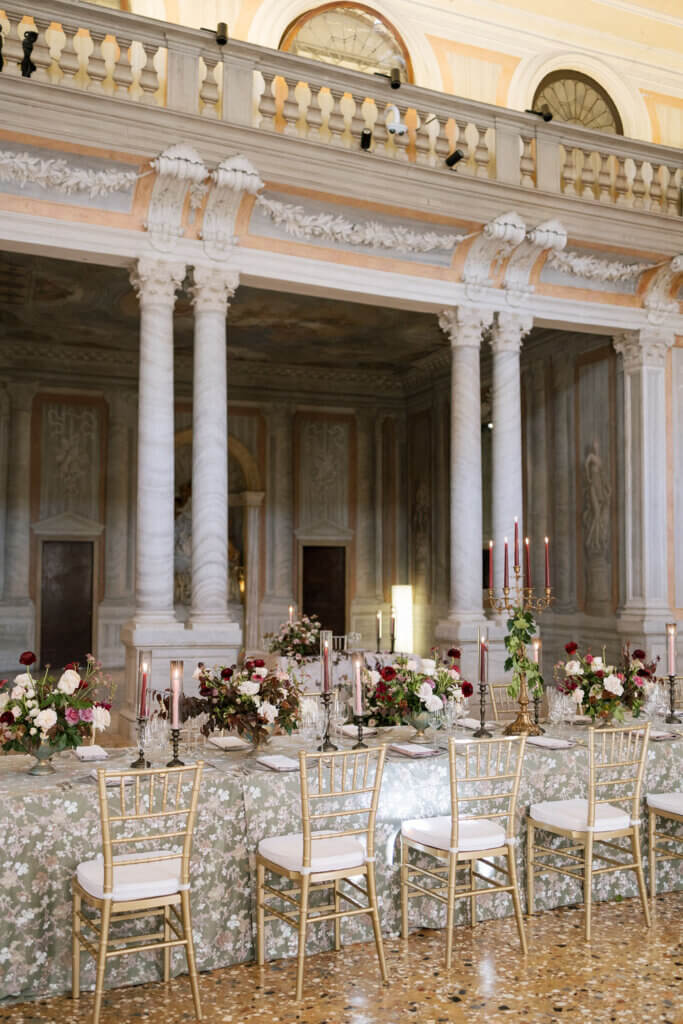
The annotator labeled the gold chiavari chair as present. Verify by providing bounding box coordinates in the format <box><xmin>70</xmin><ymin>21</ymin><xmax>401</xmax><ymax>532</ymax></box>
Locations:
<box><xmin>256</xmin><ymin>745</ymin><xmax>388</xmax><ymax>1001</ymax></box>
<box><xmin>527</xmin><ymin>724</ymin><xmax>650</xmax><ymax>941</ymax></box>
<box><xmin>646</xmin><ymin>791</ymin><xmax>683</xmax><ymax>898</ymax></box>
<box><xmin>72</xmin><ymin>764</ymin><xmax>204</xmax><ymax>1024</ymax></box>
<box><xmin>488</xmin><ymin>683</ymin><xmax>521</xmax><ymax>722</ymax></box>
<box><xmin>400</xmin><ymin>736</ymin><xmax>527</xmax><ymax>967</ymax></box>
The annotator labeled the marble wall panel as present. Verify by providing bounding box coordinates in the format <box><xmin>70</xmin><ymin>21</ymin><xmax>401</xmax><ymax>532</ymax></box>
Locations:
<box><xmin>297</xmin><ymin>416</ymin><xmax>351</xmax><ymax>534</ymax></box>
<box><xmin>408</xmin><ymin>409</ymin><xmax>432</xmax><ymax>603</ymax></box>
<box><xmin>38</xmin><ymin>397</ymin><xmax>104</xmax><ymax>523</ymax></box>
<box><xmin>673</xmin><ymin>348</ymin><xmax>683</xmax><ymax>610</ymax></box>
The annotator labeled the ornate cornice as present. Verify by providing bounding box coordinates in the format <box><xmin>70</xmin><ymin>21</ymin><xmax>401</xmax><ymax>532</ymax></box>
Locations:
<box><xmin>490</xmin><ymin>311</ymin><xmax>533</xmax><ymax>353</ymax></box>
<box><xmin>547</xmin><ymin>248</ymin><xmax>654</xmax><ymax>283</ymax></box>
<box><xmin>129</xmin><ymin>256</ymin><xmax>185</xmax><ymax>307</ymax></box>
<box><xmin>0</xmin><ymin>149</ymin><xmax>138</xmax><ymax>197</ymax></box>
<box><xmin>190</xmin><ymin>265</ymin><xmax>239</xmax><ymax>313</ymax></box>
<box><xmin>613</xmin><ymin>328</ymin><xmax>675</xmax><ymax>371</ymax></box>
<box><xmin>438</xmin><ymin>307</ymin><xmax>493</xmax><ymax>348</ymax></box>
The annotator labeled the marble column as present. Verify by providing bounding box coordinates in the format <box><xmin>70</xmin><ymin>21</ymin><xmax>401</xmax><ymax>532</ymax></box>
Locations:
<box><xmin>352</xmin><ymin>409</ymin><xmax>380</xmax><ymax>646</ymax></box>
<box><xmin>243</xmin><ymin>490</ymin><xmax>265</xmax><ymax>650</ymax></box>
<box><xmin>550</xmin><ymin>352</ymin><xmax>576</xmax><ymax>613</ymax></box>
<box><xmin>526</xmin><ymin>359</ymin><xmax>550</xmax><ymax>595</ymax></box>
<box><xmin>436</xmin><ymin>307</ymin><xmax>493</xmax><ymax>642</ymax></box>
<box><xmin>489</xmin><ymin>312</ymin><xmax>532</xmax><ymax>585</ymax></box>
<box><xmin>613</xmin><ymin>328</ymin><xmax>675</xmax><ymax>638</ymax></box>
<box><xmin>261</xmin><ymin>404</ymin><xmax>295</xmax><ymax>634</ymax></box>
<box><xmin>188</xmin><ymin>265</ymin><xmax>238</xmax><ymax>626</ymax></box>
<box><xmin>130</xmin><ymin>257</ymin><xmax>185</xmax><ymax>622</ymax></box>
<box><xmin>0</xmin><ymin>386</ymin><xmax>9</xmax><ymax>599</ymax></box>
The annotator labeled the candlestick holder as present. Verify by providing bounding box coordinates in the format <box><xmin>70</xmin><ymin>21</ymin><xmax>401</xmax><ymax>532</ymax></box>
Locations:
<box><xmin>666</xmin><ymin>674</ymin><xmax>681</xmax><ymax>724</ymax></box>
<box><xmin>352</xmin><ymin>712</ymin><xmax>372</xmax><ymax>749</ymax></box>
<box><xmin>130</xmin><ymin>716</ymin><xmax>150</xmax><ymax>768</ymax></box>
<box><xmin>166</xmin><ymin>727</ymin><xmax>185</xmax><ymax>767</ymax></box>
<box><xmin>318</xmin><ymin>691</ymin><xmax>338</xmax><ymax>752</ymax></box>
<box><xmin>473</xmin><ymin>683</ymin><xmax>492</xmax><ymax>738</ymax></box>
<box><xmin>533</xmin><ymin>692</ymin><xmax>545</xmax><ymax>734</ymax></box>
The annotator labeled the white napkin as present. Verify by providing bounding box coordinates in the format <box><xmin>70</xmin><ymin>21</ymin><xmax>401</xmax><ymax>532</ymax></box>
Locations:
<box><xmin>208</xmin><ymin>735</ymin><xmax>251</xmax><ymax>750</ymax></box>
<box><xmin>650</xmin><ymin>730</ymin><xmax>679</xmax><ymax>741</ymax></box>
<box><xmin>89</xmin><ymin>769</ymin><xmax>134</xmax><ymax>786</ymax></box>
<box><xmin>459</xmin><ymin>718</ymin><xmax>497</xmax><ymax>731</ymax></box>
<box><xmin>389</xmin><ymin>742</ymin><xmax>439</xmax><ymax>758</ymax></box>
<box><xmin>341</xmin><ymin>724</ymin><xmax>378</xmax><ymax>737</ymax></box>
<box><xmin>526</xmin><ymin>736</ymin><xmax>575</xmax><ymax>750</ymax></box>
<box><xmin>74</xmin><ymin>745</ymin><xmax>108</xmax><ymax>761</ymax></box>
<box><xmin>255</xmin><ymin>755</ymin><xmax>299</xmax><ymax>772</ymax></box>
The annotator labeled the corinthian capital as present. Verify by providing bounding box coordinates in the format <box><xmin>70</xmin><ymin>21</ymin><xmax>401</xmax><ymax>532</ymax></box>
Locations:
<box><xmin>490</xmin><ymin>311</ymin><xmax>533</xmax><ymax>353</ymax></box>
<box><xmin>438</xmin><ymin>306</ymin><xmax>493</xmax><ymax>348</ymax></box>
<box><xmin>190</xmin><ymin>265</ymin><xmax>239</xmax><ymax>313</ymax></box>
<box><xmin>613</xmin><ymin>327</ymin><xmax>675</xmax><ymax>371</ymax></box>
<box><xmin>130</xmin><ymin>257</ymin><xmax>185</xmax><ymax>308</ymax></box>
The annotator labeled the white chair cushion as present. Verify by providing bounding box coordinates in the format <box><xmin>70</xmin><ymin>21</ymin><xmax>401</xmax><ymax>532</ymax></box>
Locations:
<box><xmin>401</xmin><ymin>815</ymin><xmax>506</xmax><ymax>853</ymax></box>
<box><xmin>647</xmin><ymin>792</ymin><xmax>683</xmax><ymax>816</ymax></box>
<box><xmin>258</xmin><ymin>833</ymin><xmax>366</xmax><ymax>874</ymax></box>
<box><xmin>77</xmin><ymin>849</ymin><xmax>184</xmax><ymax>901</ymax></box>
<box><xmin>530</xmin><ymin>798</ymin><xmax>631</xmax><ymax>833</ymax></box>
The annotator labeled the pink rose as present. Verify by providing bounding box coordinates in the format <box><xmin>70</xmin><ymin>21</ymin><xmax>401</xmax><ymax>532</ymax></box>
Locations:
<box><xmin>585</xmin><ymin>654</ymin><xmax>593</xmax><ymax>664</ymax></box>
<box><xmin>65</xmin><ymin>707</ymin><xmax>80</xmax><ymax>724</ymax></box>
<box><xmin>79</xmin><ymin>707</ymin><xmax>94</xmax><ymax>722</ymax></box>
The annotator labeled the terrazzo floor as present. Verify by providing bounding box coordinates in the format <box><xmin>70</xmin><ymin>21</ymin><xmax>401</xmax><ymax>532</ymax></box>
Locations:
<box><xmin>1</xmin><ymin>893</ymin><xmax>680</xmax><ymax>1024</ymax></box>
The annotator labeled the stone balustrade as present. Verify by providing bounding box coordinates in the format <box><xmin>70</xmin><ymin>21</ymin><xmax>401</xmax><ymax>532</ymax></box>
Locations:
<box><xmin>0</xmin><ymin>0</ymin><xmax>681</xmax><ymax>216</ymax></box>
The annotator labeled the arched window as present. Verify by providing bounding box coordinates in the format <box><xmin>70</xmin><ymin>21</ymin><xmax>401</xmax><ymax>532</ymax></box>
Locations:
<box><xmin>533</xmin><ymin>71</ymin><xmax>623</xmax><ymax>135</ymax></box>
<box><xmin>280</xmin><ymin>4</ymin><xmax>413</xmax><ymax>83</ymax></box>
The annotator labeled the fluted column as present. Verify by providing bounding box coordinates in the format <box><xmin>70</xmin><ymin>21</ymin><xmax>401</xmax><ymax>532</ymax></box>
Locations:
<box><xmin>438</xmin><ymin>307</ymin><xmax>493</xmax><ymax>625</ymax></box>
<box><xmin>5</xmin><ymin>385</ymin><xmax>36</xmax><ymax>603</ymax></box>
<box><xmin>188</xmin><ymin>265</ymin><xmax>238</xmax><ymax>625</ymax></box>
<box><xmin>261</xmin><ymin>404</ymin><xmax>295</xmax><ymax>633</ymax></box>
<box><xmin>130</xmin><ymin>257</ymin><xmax>185</xmax><ymax>622</ymax></box>
<box><xmin>490</xmin><ymin>312</ymin><xmax>532</xmax><ymax>584</ymax></box>
<box><xmin>613</xmin><ymin>328</ymin><xmax>674</xmax><ymax>637</ymax></box>
<box><xmin>243</xmin><ymin>491</ymin><xmax>265</xmax><ymax>650</ymax></box>
<box><xmin>355</xmin><ymin>409</ymin><xmax>378</xmax><ymax>599</ymax></box>
<box><xmin>103</xmin><ymin>389</ymin><xmax>132</xmax><ymax>601</ymax></box>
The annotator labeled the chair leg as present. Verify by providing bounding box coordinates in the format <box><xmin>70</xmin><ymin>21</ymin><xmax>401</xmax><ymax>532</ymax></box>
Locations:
<box><xmin>631</xmin><ymin>827</ymin><xmax>651</xmax><ymax>928</ymax></box>
<box><xmin>469</xmin><ymin>860</ymin><xmax>476</xmax><ymax>927</ymax></box>
<box><xmin>181</xmin><ymin>890</ymin><xmax>202</xmax><ymax>1021</ymax></box>
<box><xmin>92</xmin><ymin>899</ymin><xmax>111</xmax><ymax>1024</ymax></box>
<box><xmin>333</xmin><ymin>879</ymin><xmax>341</xmax><ymax>952</ymax></box>
<box><xmin>400</xmin><ymin>840</ymin><xmax>409</xmax><ymax>940</ymax></box>
<box><xmin>583</xmin><ymin>836</ymin><xmax>593</xmax><ymax>943</ymax></box>
<box><xmin>295</xmin><ymin>874</ymin><xmax>310</xmax><ymax>1002</ymax></box>
<box><xmin>256</xmin><ymin>861</ymin><xmax>265</xmax><ymax>967</ymax></box>
<box><xmin>526</xmin><ymin>822</ymin><xmax>535</xmax><ymax>917</ymax></box>
<box><xmin>366</xmin><ymin>863</ymin><xmax>388</xmax><ymax>984</ymax></box>
<box><xmin>163</xmin><ymin>907</ymin><xmax>171</xmax><ymax>983</ymax></box>
<box><xmin>508</xmin><ymin>847</ymin><xmax>527</xmax><ymax>955</ymax></box>
<box><xmin>445</xmin><ymin>853</ymin><xmax>457</xmax><ymax>970</ymax></box>
<box><xmin>71</xmin><ymin>887</ymin><xmax>81</xmax><ymax>1000</ymax></box>
<box><xmin>648</xmin><ymin>809</ymin><xmax>657</xmax><ymax>900</ymax></box>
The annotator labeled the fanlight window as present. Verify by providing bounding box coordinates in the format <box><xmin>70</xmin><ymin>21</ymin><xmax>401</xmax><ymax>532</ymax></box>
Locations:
<box><xmin>533</xmin><ymin>71</ymin><xmax>623</xmax><ymax>135</ymax></box>
<box><xmin>280</xmin><ymin>3</ymin><xmax>413</xmax><ymax>82</ymax></box>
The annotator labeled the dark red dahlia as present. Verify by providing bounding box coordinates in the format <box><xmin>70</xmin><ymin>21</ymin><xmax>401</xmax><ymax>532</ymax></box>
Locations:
<box><xmin>461</xmin><ymin>681</ymin><xmax>474</xmax><ymax>698</ymax></box>
<box><xmin>448</xmin><ymin>647</ymin><xmax>462</xmax><ymax>660</ymax></box>
<box><xmin>221</xmin><ymin>667</ymin><xmax>233</xmax><ymax>680</ymax></box>
<box><xmin>252</xmin><ymin>658</ymin><xmax>265</xmax><ymax>668</ymax></box>
<box><xmin>19</xmin><ymin>651</ymin><xmax>36</xmax><ymax>666</ymax></box>
<box><xmin>564</xmin><ymin>642</ymin><xmax>578</xmax><ymax>655</ymax></box>
<box><xmin>632</xmin><ymin>649</ymin><xmax>646</xmax><ymax>661</ymax></box>
<box><xmin>380</xmin><ymin>666</ymin><xmax>397</xmax><ymax>682</ymax></box>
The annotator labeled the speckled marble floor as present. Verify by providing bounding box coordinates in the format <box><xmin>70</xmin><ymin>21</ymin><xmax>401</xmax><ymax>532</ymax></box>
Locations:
<box><xmin>1</xmin><ymin>894</ymin><xmax>681</xmax><ymax>1024</ymax></box>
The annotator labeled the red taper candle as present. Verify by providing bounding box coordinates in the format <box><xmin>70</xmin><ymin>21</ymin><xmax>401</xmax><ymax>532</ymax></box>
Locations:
<box><xmin>524</xmin><ymin>537</ymin><xmax>531</xmax><ymax>588</ymax></box>
<box><xmin>544</xmin><ymin>536</ymin><xmax>550</xmax><ymax>589</ymax></box>
<box><xmin>503</xmin><ymin>537</ymin><xmax>509</xmax><ymax>590</ymax></box>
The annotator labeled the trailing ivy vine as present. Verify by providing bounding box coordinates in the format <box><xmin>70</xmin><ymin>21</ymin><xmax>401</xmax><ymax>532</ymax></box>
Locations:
<box><xmin>503</xmin><ymin>607</ymin><xmax>544</xmax><ymax>699</ymax></box>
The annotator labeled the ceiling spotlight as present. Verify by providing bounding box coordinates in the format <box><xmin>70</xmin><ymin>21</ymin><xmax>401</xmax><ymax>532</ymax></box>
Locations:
<box><xmin>390</xmin><ymin>67</ymin><xmax>401</xmax><ymax>89</ymax></box>
<box><xmin>445</xmin><ymin>149</ymin><xmax>465</xmax><ymax>167</ymax></box>
<box><xmin>216</xmin><ymin>21</ymin><xmax>228</xmax><ymax>45</ymax></box>
<box><xmin>525</xmin><ymin>107</ymin><xmax>552</xmax><ymax>122</ymax></box>
<box><xmin>360</xmin><ymin>128</ymin><xmax>372</xmax><ymax>150</ymax></box>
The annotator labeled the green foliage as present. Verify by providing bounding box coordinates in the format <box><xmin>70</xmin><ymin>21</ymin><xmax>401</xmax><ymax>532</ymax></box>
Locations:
<box><xmin>503</xmin><ymin>607</ymin><xmax>544</xmax><ymax>700</ymax></box>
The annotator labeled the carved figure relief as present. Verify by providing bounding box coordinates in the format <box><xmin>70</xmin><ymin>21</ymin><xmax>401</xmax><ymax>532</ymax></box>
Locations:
<box><xmin>299</xmin><ymin>420</ymin><xmax>349</xmax><ymax>531</ymax></box>
<box><xmin>582</xmin><ymin>439</ymin><xmax>611</xmax><ymax>557</ymax></box>
<box><xmin>40</xmin><ymin>401</ymin><xmax>101</xmax><ymax>521</ymax></box>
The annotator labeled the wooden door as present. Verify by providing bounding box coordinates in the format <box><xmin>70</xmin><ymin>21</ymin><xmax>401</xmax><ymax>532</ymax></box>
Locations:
<box><xmin>40</xmin><ymin>541</ymin><xmax>93</xmax><ymax>669</ymax></box>
<box><xmin>302</xmin><ymin>546</ymin><xmax>346</xmax><ymax>636</ymax></box>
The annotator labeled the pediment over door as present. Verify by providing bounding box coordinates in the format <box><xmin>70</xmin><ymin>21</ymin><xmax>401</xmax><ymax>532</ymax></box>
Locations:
<box><xmin>31</xmin><ymin>512</ymin><xmax>104</xmax><ymax>538</ymax></box>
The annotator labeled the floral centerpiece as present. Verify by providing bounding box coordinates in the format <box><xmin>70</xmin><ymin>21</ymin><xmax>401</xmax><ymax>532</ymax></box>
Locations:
<box><xmin>364</xmin><ymin>649</ymin><xmax>473</xmax><ymax>736</ymax></box>
<box><xmin>554</xmin><ymin>642</ymin><xmax>657</xmax><ymax>724</ymax></box>
<box><xmin>265</xmin><ymin>614</ymin><xmax>321</xmax><ymax>662</ymax></box>
<box><xmin>197</xmin><ymin>657</ymin><xmax>301</xmax><ymax>745</ymax></box>
<box><xmin>0</xmin><ymin>652</ymin><xmax>114</xmax><ymax>774</ymax></box>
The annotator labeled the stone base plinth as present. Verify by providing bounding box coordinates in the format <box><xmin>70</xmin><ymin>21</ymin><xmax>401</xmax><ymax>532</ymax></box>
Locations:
<box><xmin>0</xmin><ymin>599</ymin><xmax>34</xmax><ymax>673</ymax></box>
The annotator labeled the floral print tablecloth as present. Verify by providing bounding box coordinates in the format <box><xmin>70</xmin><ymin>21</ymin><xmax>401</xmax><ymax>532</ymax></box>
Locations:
<box><xmin>0</xmin><ymin>726</ymin><xmax>680</xmax><ymax>1003</ymax></box>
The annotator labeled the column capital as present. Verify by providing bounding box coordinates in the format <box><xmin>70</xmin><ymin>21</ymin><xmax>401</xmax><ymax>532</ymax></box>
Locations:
<box><xmin>438</xmin><ymin>306</ymin><xmax>493</xmax><ymax>348</ymax></box>
<box><xmin>490</xmin><ymin>311</ymin><xmax>533</xmax><ymax>353</ymax></box>
<box><xmin>242</xmin><ymin>490</ymin><xmax>265</xmax><ymax>508</ymax></box>
<box><xmin>613</xmin><ymin>328</ymin><xmax>675</xmax><ymax>371</ymax></box>
<box><xmin>190</xmin><ymin>264</ymin><xmax>239</xmax><ymax>313</ymax></box>
<box><xmin>130</xmin><ymin>257</ymin><xmax>185</xmax><ymax>308</ymax></box>
<box><xmin>9</xmin><ymin>382</ymin><xmax>38</xmax><ymax>413</ymax></box>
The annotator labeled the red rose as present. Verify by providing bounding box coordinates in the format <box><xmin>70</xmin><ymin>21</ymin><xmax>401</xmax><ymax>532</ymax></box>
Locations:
<box><xmin>64</xmin><ymin>661</ymin><xmax>79</xmax><ymax>671</ymax></box>
<box><xmin>461</xmin><ymin>681</ymin><xmax>474</xmax><ymax>698</ymax></box>
<box><xmin>564</xmin><ymin>642</ymin><xmax>578</xmax><ymax>655</ymax></box>
<box><xmin>632</xmin><ymin>649</ymin><xmax>646</xmax><ymax>660</ymax></box>
<box><xmin>380</xmin><ymin>666</ymin><xmax>397</xmax><ymax>682</ymax></box>
<box><xmin>448</xmin><ymin>647</ymin><xmax>462</xmax><ymax>660</ymax></box>
<box><xmin>0</xmin><ymin>711</ymin><xmax>13</xmax><ymax>725</ymax></box>
<box><xmin>253</xmin><ymin>658</ymin><xmax>265</xmax><ymax>668</ymax></box>
<box><xmin>637</xmin><ymin>668</ymin><xmax>650</xmax><ymax>678</ymax></box>
<box><xmin>19</xmin><ymin>651</ymin><xmax>36</xmax><ymax>666</ymax></box>
<box><xmin>245</xmin><ymin>660</ymin><xmax>254</xmax><ymax>671</ymax></box>
<box><xmin>221</xmin><ymin>668</ymin><xmax>233</xmax><ymax>680</ymax></box>
<box><xmin>585</xmin><ymin>654</ymin><xmax>593</xmax><ymax>664</ymax></box>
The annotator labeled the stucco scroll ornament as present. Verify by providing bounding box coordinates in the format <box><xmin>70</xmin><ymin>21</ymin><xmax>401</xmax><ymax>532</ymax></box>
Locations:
<box><xmin>642</xmin><ymin>254</ymin><xmax>683</xmax><ymax>326</ymax></box>
<box><xmin>146</xmin><ymin>144</ymin><xmax>208</xmax><ymax>253</ymax></box>
<box><xmin>546</xmin><ymin>248</ymin><xmax>655</xmax><ymax>283</ymax></box>
<box><xmin>461</xmin><ymin>212</ymin><xmax>526</xmax><ymax>301</ymax></box>
<box><xmin>0</xmin><ymin>149</ymin><xmax>139</xmax><ymax>197</ymax></box>
<box><xmin>202</xmin><ymin>155</ymin><xmax>263</xmax><ymax>261</ymax></box>
<box><xmin>502</xmin><ymin>219</ymin><xmax>567</xmax><ymax>306</ymax></box>
<box><xmin>255</xmin><ymin>195</ymin><xmax>465</xmax><ymax>254</ymax></box>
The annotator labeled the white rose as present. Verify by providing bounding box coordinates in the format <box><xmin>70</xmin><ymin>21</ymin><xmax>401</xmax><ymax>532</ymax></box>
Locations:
<box><xmin>10</xmin><ymin>685</ymin><xmax>25</xmax><ymax>701</ymax></box>
<box><xmin>406</xmin><ymin>659</ymin><xmax>418</xmax><ymax>671</ymax></box>
<box><xmin>92</xmin><ymin>706</ymin><xmax>111</xmax><ymax>732</ymax></box>
<box><xmin>572</xmin><ymin>687</ymin><xmax>585</xmax><ymax>704</ymax></box>
<box><xmin>448</xmin><ymin>668</ymin><xmax>460</xmax><ymax>680</ymax></box>
<box><xmin>29</xmin><ymin>727</ymin><xmax>37</xmax><ymax>736</ymax></box>
<box><xmin>258</xmin><ymin>700</ymin><xmax>278</xmax><ymax>724</ymax></box>
<box><xmin>368</xmin><ymin>670</ymin><xmax>380</xmax><ymax>686</ymax></box>
<box><xmin>592</xmin><ymin>656</ymin><xmax>604</xmax><ymax>669</ymax></box>
<box><xmin>252</xmin><ymin>666</ymin><xmax>268</xmax><ymax>679</ymax></box>
<box><xmin>238</xmin><ymin>680</ymin><xmax>261</xmax><ymax>697</ymax></box>
<box><xmin>13</xmin><ymin>673</ymin><xmax>32</xmax><ymax>689</ymax></box>
<box><xmin>417</xmin><ymin>682</ymin><xmax>434</xmax><ymax>703</ymax></box>
<box><xmin>603</xmin><ymin>674</ymin><xmax>623</xmax><ymax>696</ymax></box>
<box><xmin>34</xmin><ymin>708</ymin><xmax>57</xmax><ymax>733</ymax></box>
<box><xmin>28</xmin><ymin>706</ymin><xmax>40</xmax><ymax>718</ymax></box>
<box><xmin>565</xmin><ymin>660</ymin><xmax>583</xmax><ymax>676</ymax></box>
<box><xmin>421</xmin><ymin>658</ymin><xmax>436</xmax><ymax>675</ymax></box>
<box><xmin>57</xmin><ymin>669</ymin><xmax>81</xmax><ymax>695</ymax></box>
<box><xmin>630</xmin><ymin>659</ymin><xmax>643</xmax><ymax>671</ymax></box>
<box><xmin>11</xmin><ymin>706</ymin><xmax>21</xmax><ymax>719</ymax></box>
<box><xmin>424</xmin><ymin>693</ymin><xmax>443</xmax><ymax>713</ymax></box>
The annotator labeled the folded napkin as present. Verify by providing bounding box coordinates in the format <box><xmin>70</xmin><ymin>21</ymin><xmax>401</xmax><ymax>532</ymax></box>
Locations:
<box><xmin>89</xmin><ymin>769</ymin><xmax>134</xmax><ymax>786</ymax></box>
<box><xmin>526</xmin><ymin>736</ymin><xmax>575</xmax><ymax>750</ymax></box>
<box><xmin>74</xmin><ymin>745</ymin><xmax>108</xmax><ymax>761</ymax></box>
<box><xmin>389</xmin><ymin>742</ymin><xmax>439</xmax><ymax>758</ymax></box>
<box><xmin>650</xmin><ymin>730</ymin><xmax>679</xmax><ymax>741</ymax></box>
<box><xmin>255</xmin><ymin>755</ymin><xmax>299</xmax><ymax>772</ymax></box>
<box><xmin>208</xmin><ymin>735</ymin><xmax>251</xmax><ymax>750</ymax></box>
<box><xmin>341</xmin><ymin>724</ymin><xmax>378</xmax><ymax>737</ymax></box>
<box><xmin>459</xmin><ymin>718</ymin><xmax>497</xmax><ymax>731</ymax></box>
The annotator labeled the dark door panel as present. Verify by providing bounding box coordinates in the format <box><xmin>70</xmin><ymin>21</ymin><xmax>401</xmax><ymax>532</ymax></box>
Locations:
<box><xmin>302</xmin><ymin>546</ymin><xmax>346</xmax><ymax>636</ymax></box>
<box><xmin>40</xmin><ymin>541</ymin><xmax>93</xmax><ymax>670</ymax></box>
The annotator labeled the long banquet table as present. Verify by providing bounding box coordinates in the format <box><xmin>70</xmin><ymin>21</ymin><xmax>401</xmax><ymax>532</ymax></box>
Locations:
<box><xmin>0</xmin><ymin>724</ymin><xmax>680</xmax><ymax>1004</ymax></box>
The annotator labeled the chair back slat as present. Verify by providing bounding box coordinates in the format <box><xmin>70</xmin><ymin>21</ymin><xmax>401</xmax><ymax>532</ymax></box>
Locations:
<box><xmin>587</xmin><ymin>724</ymin><xmax>649</xmax><ymax>827</ymax></box>
<box><xmin>298</xmin><ymin>746</ymin><xmax>386</xmax><ymax>868</ymax></box>
<box><xmin>489</xmin><ymin>683</ymin><xmax>520</xmax><ymax>722</ymax></box>
<box><xmin>95</xmin><ymin>764</ymin><xmax>203</xmax><ymax>897</ymax></box>
<box><xmin>448</xmin><ymin>737</ymin><xmax>525</xmax><ymax>851</ymax></box>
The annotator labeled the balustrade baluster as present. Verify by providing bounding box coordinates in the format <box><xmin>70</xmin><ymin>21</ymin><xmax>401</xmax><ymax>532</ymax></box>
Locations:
<box><xmin>136</xmin><ymin>42</ymin><xmax>160</xmax><ymax>105</ymax></box>
<box><xmin>0</xmin><ymin>14</ymin><xmax>23</xmax><ymax>77</ymax></box>
<box><xmin>614</xmin><ymin>155</ymin><xmax>630</xmax><ymax>206</ymax></box>
<box><xmin>257</xmin><ymin>70</ymin><xmax>278</xmax><ymax>131</ymax></box>
<box><xmin>597</xmin><ymin>152</ymin><xmax>613</xmax><ymax>203</ymax></box>
<box><xmin>473</xmin><ymin>124</ymin><xmax>491</xmax><ymax>178</ymax></box>
<box><xmin>580</xmin><ymin>149</ymin><xmax>597</xmax><ymax>200</ymax></box>
<box><xmin>326</xmin><ymin>88</ymin><xmax>347</xmax><ymax>146</ymax></box>
<box><xmin>520</xmin><ymin>136</ymin><xmax>535</xmax><ymax>188</ymax></box>
<box><xmin>280</xmin><ymin>77</ymin><xmax>301</xmax><ymax>137</ymax></box>
<box><xmin>199</xmin><ymin>55</ymin><xmax>220</xmax><ymax>117</ymax></box>
<box><xmin>455</xmin><ymin>121</ymin><xmax>475</xmax><ymax>174</ymax></box>
<box><xmin>54</xmin><ymin>22</ymin><xmax>80</xmax><ymax>86</ymax></box>
<box><xmin>86</xmin><ymin>31</ymin><xmax>108</xmax><ymax>93</ymax></box>
<box><xmin>663</xmin><ymin>166</ymin><xmax>680</xmax><ymax>215</ymax></box>
<box><xmin>561</xmin><ymin>147</ymin><xmax>578</xmax><ymax>196</ymax></box>
<box><xmin>648</xmin><ymin>164</ymin><xmax>664</xmax><ymax>213</ymax></box>
<box><xmin>111</xmin><ymin>35</ymin><xmax>134</xmax><ymax>99</ymax></box>
<box><xmin>631</xmin><ymin>160</ymin><xmax>647</xmax><ymax>209</ymax></box>
<box><xmin>29</xmin><ymin>20</ymin><xmax>51</xmax><ymax>82</ymax></box>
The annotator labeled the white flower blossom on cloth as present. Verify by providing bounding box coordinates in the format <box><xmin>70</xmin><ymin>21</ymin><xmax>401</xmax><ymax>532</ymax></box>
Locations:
<box><xmin>34</xmin><ymin>708</ymin><xmax>57</xmax><ymax>733</ymax></box>
<box><xmin>258</xmin><ymin>700</ymin><xmax>278</xmax><ymax>724</ymax></box>
<box><xmin>565</xmin><ymin>660</ymin><xmax>583</xmax><ymax>676</ymax></box>
<box><xmin>57</xmin><ymin>670</ymin><xmax>81</xmax><ymax>695</ymax></box>
<box><xmin>92</xmin><ymin>706</ymin><xmax>111</xmax><ymax>732</ymax></box>
<box><xmin>603</xmin><ymin>674</ymin><xmax>624</xmax><ymax>696</ymax></box>
<box><xmin>238</xmin><ymin>680</ymin><xmax>260</xmax><ymax>698</ymax></box>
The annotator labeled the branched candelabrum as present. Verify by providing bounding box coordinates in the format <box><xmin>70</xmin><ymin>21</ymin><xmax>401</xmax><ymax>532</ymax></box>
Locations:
<box><xmin>488</xmin><ymin>563</ymin><xmax>553</xmax><ymax>737</ymax></box>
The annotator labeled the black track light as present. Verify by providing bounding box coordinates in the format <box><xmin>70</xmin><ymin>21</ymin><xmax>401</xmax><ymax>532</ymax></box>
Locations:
<box><xmin>525</xmin><ymin>107</ymin><xmax>552</xmax><ymax>122</ymax></box>
<box><xmin>216</xmin><ymin>21</ymin><xmax>228</xmax><ymax>45</ymax></box>
<box><xmin>445</xmin><ymin>149</ymin><xmax>465</xmax><ymax>167</ymax></box>
<box><xmin>360</xmin><ymin>128</ymin><xmax>372</xmax><ymax>150</ymax></box>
